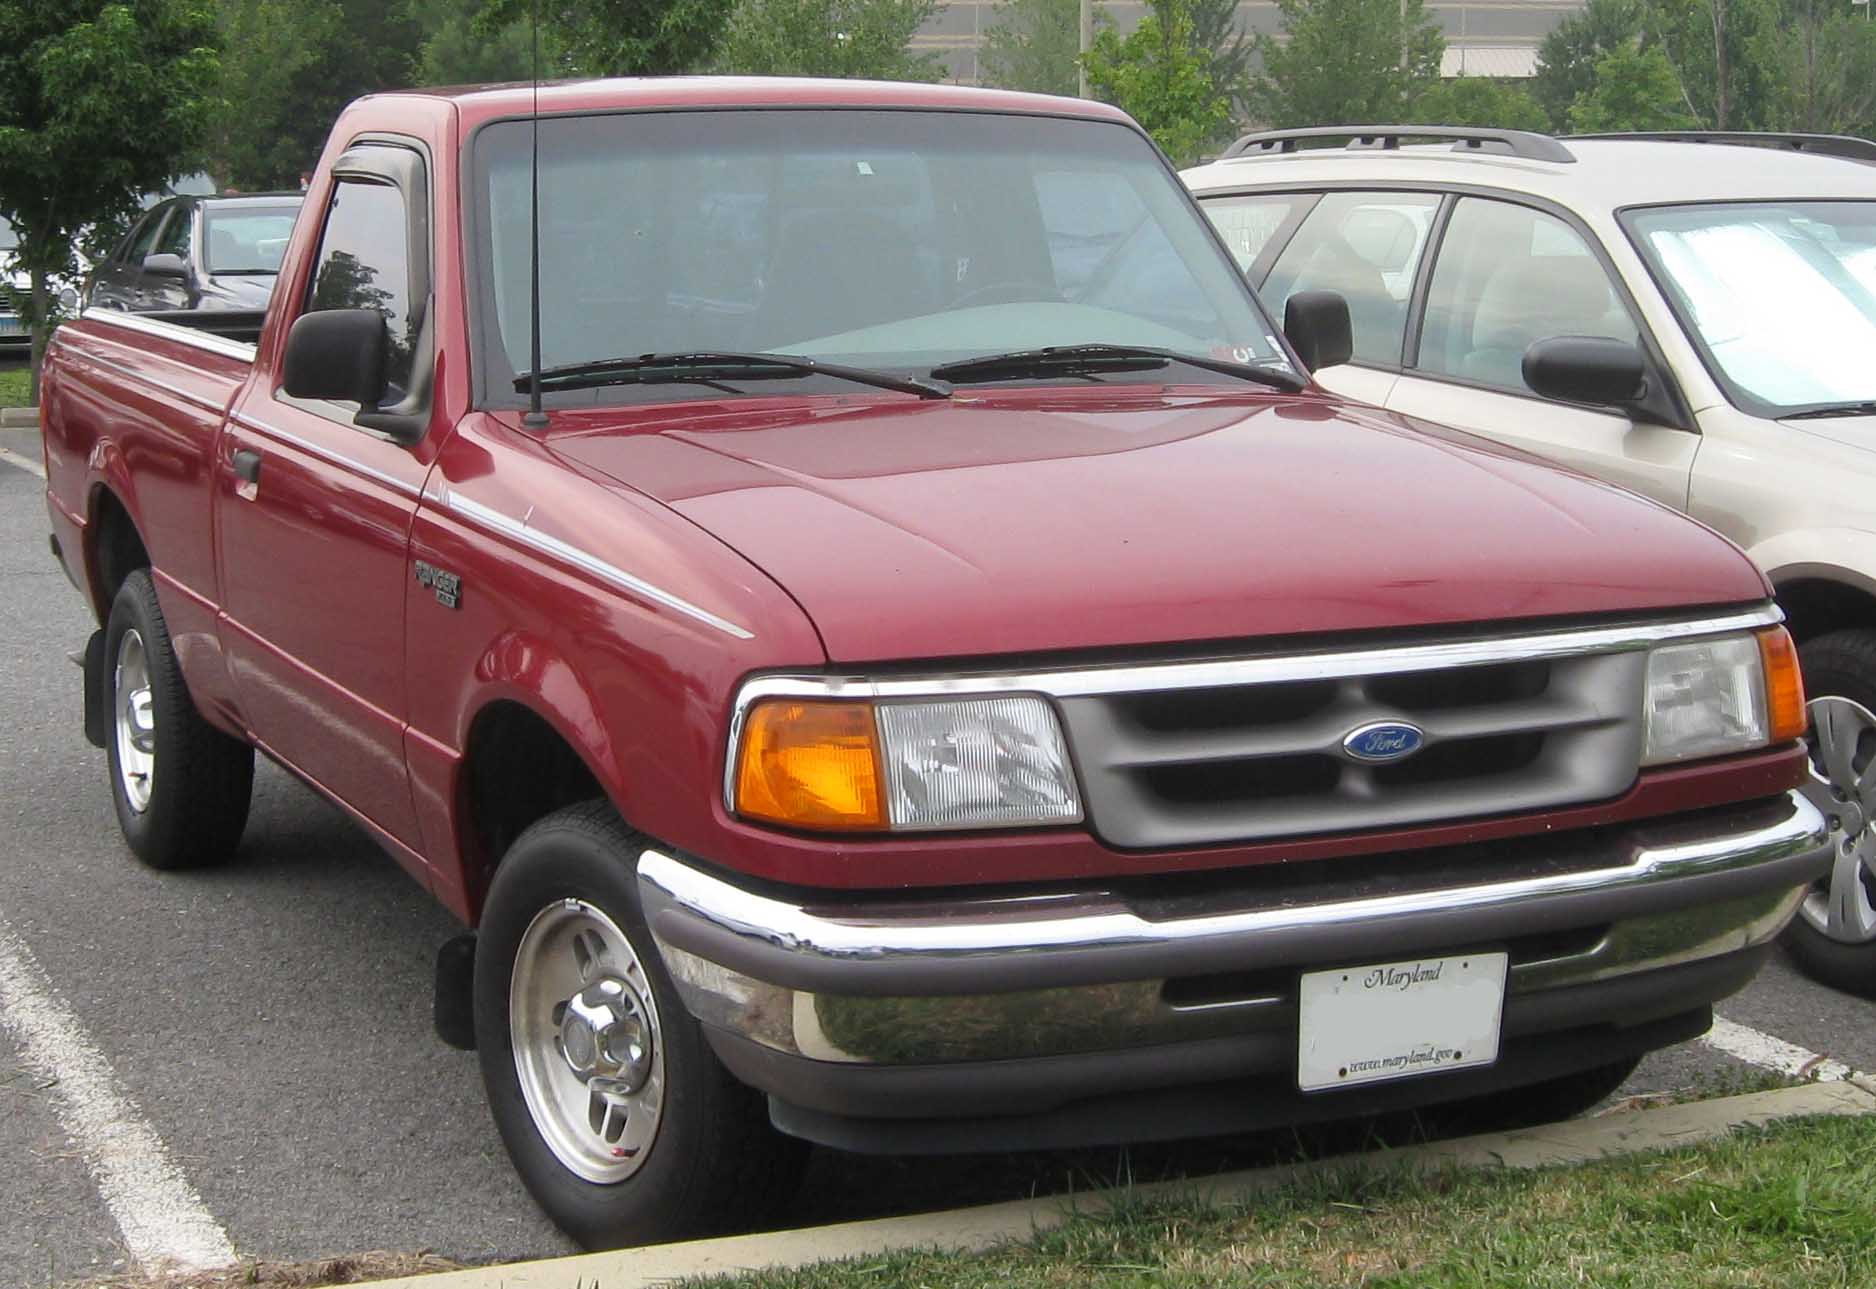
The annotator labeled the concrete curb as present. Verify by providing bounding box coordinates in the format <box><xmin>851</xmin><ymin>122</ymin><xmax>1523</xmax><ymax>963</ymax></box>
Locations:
<box><xmin>359</xmin><ymin>1081</ymin><xmax>1876</xmax><ymax>1289</ymax></box>
<box><xmin>0</xmin><ymin>406</ymin><xmax>37</xmax><ymax>428</ymax></box>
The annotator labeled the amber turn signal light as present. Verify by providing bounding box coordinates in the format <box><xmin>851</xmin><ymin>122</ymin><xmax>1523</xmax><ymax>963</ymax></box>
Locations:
<box><xmin>733</xmin><ymin>700</ymin><xmax>886</xmax><ymax>831</ymax></box>
<box><xmin>1758</xmin><ymin>626</ymin><xmax>1807</xmax><ymax>744</ymax></box>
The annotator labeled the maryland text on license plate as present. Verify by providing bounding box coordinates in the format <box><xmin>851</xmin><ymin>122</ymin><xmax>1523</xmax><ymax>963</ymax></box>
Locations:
<box><xmin>1297</xmin><ymin>952</ymin><xmax>1508</xmax><ymax>1092</ymax></box>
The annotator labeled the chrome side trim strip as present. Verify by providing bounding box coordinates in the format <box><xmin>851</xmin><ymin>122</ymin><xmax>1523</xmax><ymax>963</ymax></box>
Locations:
<box><xmin>640</xmin><ymin>788</ymin><xmax>1826</xmax><ymax>968</ymax></box>
<box><xmin>76</xmin><ymin>349</ymin><xmax>231</xmax><ymax>416</ymax></box>
<box><xmin>82</xmin><ymin>307</ymin><xmax>258</xmax><ymax>363</ymax></box>
<box><xmin>226</xmin><ymin>411</ymin><xmax>423</xmax><ymax>500</ymax></box>
<box><xmin>438</xmin><ymin>488</ymin><xmax>755</xmax><ymax>641</ymax></box>
<box><xmin>721</xmin><ymin>605</ymin><xmax>1784</xmax><ymax>812</ymax></box>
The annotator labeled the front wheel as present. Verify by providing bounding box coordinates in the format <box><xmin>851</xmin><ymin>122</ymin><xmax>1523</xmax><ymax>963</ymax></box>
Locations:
<box><xmin>1788</xmin><ymin>632</ymin><xmax>1876</xmax><ymax>998</ymax></box>
<box><xmin>473</xmin><ymin>802</ymin><xmax>803</xmax><ymax>1248</ymax></box>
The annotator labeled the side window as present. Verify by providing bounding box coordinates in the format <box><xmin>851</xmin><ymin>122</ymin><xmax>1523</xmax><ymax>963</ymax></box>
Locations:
<box><xmin>305</xmin><ymin>179</ymin><xmax>416</xmax><ymax>396</ymax></box>
<box><xmin>1200</xmin><ymin>193</ymin><xmax>1311</xmax><ymax>272</ymax></box>
<box><xmin>125</xmin><ymin>211</ymin><xmax>166</xmax><ymax>265</ymax></box>
<box><xmin>1260</xmin><ymin>191</ymin><xmax>1441</xmax><ymax>366</ymax></box>
<box><xmin>155</xmin><ymin>206</ymin><xmax>191</xmax><ymax>259</ymax></box>
<box><xmin>1417</xmin><ymin>198</ymin><xmax>1637</xmax><ymax>394</ymax></box>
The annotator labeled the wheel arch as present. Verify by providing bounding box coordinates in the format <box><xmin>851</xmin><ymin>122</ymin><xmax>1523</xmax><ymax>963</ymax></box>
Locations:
<box><xmin>86</xmin><ymin>481</ymin><xmax>150</xmax><ymax>623</ymax></box>
<box><xmin>451</xmin><ymin>692</ymin><xmax>617</xmax><ymax>926</ymax></box>
<box><xmin>1748</xmin><ymin>531</ymin><xmax>1876</xmax><ymax>645</ymax></box>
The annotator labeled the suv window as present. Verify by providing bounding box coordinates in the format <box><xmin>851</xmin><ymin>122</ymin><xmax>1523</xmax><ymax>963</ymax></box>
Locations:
<box><xmin>1417</xmin><ymin>198</ymin><xmax>1636</xmax><ymax>393</ymax></box>
<box><xmin>306</xmin><ymin>179</ymin><xmax>416</xmax><ymax>396</ymax></box>
<box><xmin>1201</xmin><ymin>194</ymin><xmax>1312</xmax><ymax>272</ymax></box>
<box><xmin>1261</xmin><ymin>192</ymin><xmax>1440</xmax><ymax>366</ymax></box>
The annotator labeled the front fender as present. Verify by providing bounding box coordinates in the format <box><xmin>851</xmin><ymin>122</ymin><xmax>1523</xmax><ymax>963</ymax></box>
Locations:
<box><xmin>1750</xmin><ymin>529</ymin><xmax>1876</xmax><ymax>604</ymax></box>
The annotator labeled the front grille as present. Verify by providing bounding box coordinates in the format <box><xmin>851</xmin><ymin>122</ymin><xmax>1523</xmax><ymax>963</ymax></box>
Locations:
<box><xmin>1058</xmin><ymin>648</ymin><xmax>1646</xmax><ymax>849</ymax></box>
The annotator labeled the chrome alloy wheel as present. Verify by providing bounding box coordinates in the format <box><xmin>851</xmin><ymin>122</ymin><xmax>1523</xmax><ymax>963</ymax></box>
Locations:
<box><xmin>510</xmin><ymin>899</ymin><xmax>666</xmax><ymax>1183</ymax></box>
<box><xmin>1799</xmin><ymin>696</ymin><xmax>1876</xmax><ymax>944</ymax></box>
<box><xmin>113</xmin><ymin>628</ymin><xmax>156</xmax><ymax>813</ymax></box>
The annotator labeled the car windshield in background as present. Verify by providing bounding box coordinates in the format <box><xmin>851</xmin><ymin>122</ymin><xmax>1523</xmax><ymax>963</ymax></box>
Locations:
<box><xmin>471</xmin><ymin>109</ymin><xmax>1288</xmax><ymax>406</ymax></box>
<box><xmin>1626</xmin><ymin>201</ymin><xmax>1876</xmax><ymax>416</ymax></box>
<box><xmin>204</xmin><ymin>204</ymin><xmax>299</xmax><ymax>275</ymax></box>
<box><xmin>0</xmin><ymin>216</ymin><xmax>16</xmax><ymax>255</ymax></box>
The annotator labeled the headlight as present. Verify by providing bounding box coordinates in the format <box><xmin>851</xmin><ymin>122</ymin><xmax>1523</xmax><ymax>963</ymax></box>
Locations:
<box><xmin>1641</xmin><ymin>626</ymin><xmax>1806</xmax><ymax>765</ymax></box>
<box><xmin>732</xmin><ymin>695</ymin><xmax>1082</xmax><ymax>832</ymax></box>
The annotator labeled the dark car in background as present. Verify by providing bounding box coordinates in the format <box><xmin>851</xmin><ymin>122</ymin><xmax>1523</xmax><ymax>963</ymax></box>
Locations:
<box><xmin>86</xmin><ymin>193</ymin><xmax>301</xmax><ymax>340</ymax></box>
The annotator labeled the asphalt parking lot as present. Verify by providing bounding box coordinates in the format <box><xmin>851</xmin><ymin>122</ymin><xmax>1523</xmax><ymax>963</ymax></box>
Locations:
<box><xmin>1</xmin><ymin>412</ymin><xmax>1872</xmax><ymax>1285</ymax></box>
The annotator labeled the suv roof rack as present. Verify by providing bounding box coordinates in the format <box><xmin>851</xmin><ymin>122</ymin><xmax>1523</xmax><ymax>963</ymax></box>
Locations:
<box><xmin>1566</xmin><ymin>131</ymin><xmax>1876</xmax><ymax>164</ymax></box>
<box><xmin>1222</xmin><ymin>126</ymin><xmax>1576</xmax><ymax>165</ymax></box>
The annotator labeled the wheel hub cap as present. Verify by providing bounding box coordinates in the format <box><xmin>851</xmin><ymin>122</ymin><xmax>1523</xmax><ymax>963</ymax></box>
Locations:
<box><xmin>557</xmin><ymin>977</ymin><xmax>654</xmax><ymax>1092</ymax></box>
<box><xmin>1800</xmin><ymin>696</ymin><xmax>1876</xmax><ymax>945</ymax></box>
<box><xmin>112</xmin><ymin>629</ymin><xmax>156</xmax><ymax>813</ymax></box>
<box><xmin>509</xmin><ymin>899</ymin><xmax>666</xmax><ymax>1184</ymax></box>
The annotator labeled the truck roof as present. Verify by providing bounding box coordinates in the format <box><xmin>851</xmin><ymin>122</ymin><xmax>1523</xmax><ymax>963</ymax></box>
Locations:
<box><xmin>368</xmin><ymin>76</ymin><xmax>1135</xmax><ymax>132</ymax></box>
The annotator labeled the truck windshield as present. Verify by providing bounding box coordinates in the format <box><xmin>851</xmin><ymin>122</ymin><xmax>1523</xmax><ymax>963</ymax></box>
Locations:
<box><xmin>470</xmin><ymin>108</ymin><xmax>1289</xmax><ymax>406</ymax></box>
<box><xmin>1625</xmin><ymin>201</ymin><xmax>1876</xmax><ymax>417</ymax></box>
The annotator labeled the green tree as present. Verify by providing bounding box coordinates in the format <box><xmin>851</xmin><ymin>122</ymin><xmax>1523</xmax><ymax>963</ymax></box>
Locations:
<box><xmin>1085</xmin><ymin>0</ymin><xmax>1233</xmax><ymax>164</ymax></box>
<box><xmin>410</xmin><ymin>0</ymin><xmax>543</xmax><ymax>86</ymax></box>
<box><xmin>0</xmin><ymin>1</ymin><xmax>222</xmax><ymax>398</ymax></box>
<box><xmin>1567</xmin><ymin>41</ymin><xmax>1698</xmax><ymax>130</ymax></box>
<box><xmin>1773</xmin><ymin>0</ymin><xmax>1876</xmax><ymax>135</ymax></box>
<box><xmin>1409</xmin><ymin>76</ymin><xmax>1552</xmax><ymax>130</ymax></box>
<box><xmin>1649</xmin><ymin>0</ymin><xmax>1784</xmax><ymax>129</ymax></box>
<box><xmin>979</xmin><ymin>0</ymin><xmax>1097</xmax><ymax>96</ymax></box>
<box><xmin>1248</xmin><ymin>0</ymin><xmax>1445</xmax><ymax>129</ymax></box>
<box><xmin>1531</xmin><ymin>0</ymin><xmax>1648</xmax><ymax>128</ymax></box>
<box><xmin>1188</xmin><ymin>0</ymin><xmax>1257</xmax><ymax>110</ymax></box>
<box><xmin>477</xmin><ymin>0</ymin><xmax>730</xmax><ymax>75</ymax></box>
<box><xmin>209</xmin><ymin>0</ymin><xmax>423</xmax><ymax>190</ymax></box>
<box><xmin>714</xmin><ymin>0</ymin><xmax>942</xmax><ymax>79</ymax></box>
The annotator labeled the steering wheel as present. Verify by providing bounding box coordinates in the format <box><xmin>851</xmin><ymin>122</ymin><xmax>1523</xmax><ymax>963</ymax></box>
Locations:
<box><xmin>947</xmin><ymin>280</ymin><xmax>1061</xmax><ymax>310</ymax></box>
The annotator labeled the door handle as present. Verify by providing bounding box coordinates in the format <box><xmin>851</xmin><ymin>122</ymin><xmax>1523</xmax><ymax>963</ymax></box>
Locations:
<box><xmin>231</xmin><ymin>447</ymin><xmax>262</xmax><ymax>502</ymax></box>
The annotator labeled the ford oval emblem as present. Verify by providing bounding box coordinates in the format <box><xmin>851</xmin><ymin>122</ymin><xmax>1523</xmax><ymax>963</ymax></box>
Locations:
<box><xmin>1341</xmin><ymin>721</ymin><xmax>1425</xmax><ymax>763</ymax></box>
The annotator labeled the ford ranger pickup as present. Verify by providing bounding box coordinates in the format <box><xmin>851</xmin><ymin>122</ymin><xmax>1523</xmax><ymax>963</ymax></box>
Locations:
<box><xmin>36</xmin><ymin>78</ymin><xmax>1830</xmax><ymax>1248</ymax></box>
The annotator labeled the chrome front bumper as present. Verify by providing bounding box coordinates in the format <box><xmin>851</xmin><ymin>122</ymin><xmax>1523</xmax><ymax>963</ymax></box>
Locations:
<box><xmin>638</xmin><ymin>791</ymin><xmax>1829</xmax><ymax>1069</ymax></box>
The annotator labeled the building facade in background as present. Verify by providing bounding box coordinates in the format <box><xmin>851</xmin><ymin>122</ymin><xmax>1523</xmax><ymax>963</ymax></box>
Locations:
<box><xmin>914</xmin><ymin>0</ymin><xmax>1580</xmax><ymax>84</ymax></box>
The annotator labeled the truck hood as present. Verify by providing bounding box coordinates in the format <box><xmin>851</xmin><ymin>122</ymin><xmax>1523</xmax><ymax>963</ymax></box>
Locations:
<box><xmin>547</xmin><ymin>390</ymin><xmax>1767</xmax><ymax>664</ymax></box>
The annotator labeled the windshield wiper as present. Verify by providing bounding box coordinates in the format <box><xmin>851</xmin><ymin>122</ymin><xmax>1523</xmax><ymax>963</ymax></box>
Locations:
<box><xmin>514</xmin><ymin>351</ymin><xmax>951</xmax><ymax>400</ymax></box>
<box><xmin>927</xmin><ymin>344</ymin><xmax>1304</xmax><ymax>392</ymax></box>
<box><xmin>1784</xmin><ymin>400</ymin><xmax>1876</xmax><ymax>420</ymax></box>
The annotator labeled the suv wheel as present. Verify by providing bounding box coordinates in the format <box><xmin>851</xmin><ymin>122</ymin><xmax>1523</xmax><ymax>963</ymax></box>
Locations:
<box><xmin>1789</xmin><ymin>631</ymin><xmax>1876</xmax><ymax>997</ymax></box>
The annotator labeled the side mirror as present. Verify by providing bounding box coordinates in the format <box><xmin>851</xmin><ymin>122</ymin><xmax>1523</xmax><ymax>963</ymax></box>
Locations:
<box><xmin>1522</xmin><ymin>336</ymin><xmax>1647</xmax><ymax>408</ymax></box>
<box><xmin>141</xmin><ymin>252</ymin><xmax>188</xmax><ymax>278</ymax></box>
<box><xmin>283</xmin><ymin>308</ymin><xmax>389</xmax><ymax>408</ymax></box>
<box><xmin>1283</xmin><ymin>290</ymin><xmax>1354</xmax><ymax>371</ymax></box>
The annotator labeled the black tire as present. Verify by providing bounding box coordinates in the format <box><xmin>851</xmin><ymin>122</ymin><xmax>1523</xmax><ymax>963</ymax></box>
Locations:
<box><xmin>102</xmin><ymin>568</ymin><xmax>254</xmax><ymax>869</ymax></box>
<box><xmin>1786</xmin><ymin>630</ymin><xmax>1876</xmax><ymax>998</ymax></box>
<box><xmin>474</xmin><ymin>801</ymin><xmax>804</xmax><ymax>1249</ymax></box>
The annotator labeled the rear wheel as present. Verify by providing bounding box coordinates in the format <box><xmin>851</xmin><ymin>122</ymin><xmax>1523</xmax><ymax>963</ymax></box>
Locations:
<box><xmin>473</xmin><ymin>802</ymin><xmax>803</xmax><ymax>1248</ymax></box>
<box><xmin>103</xmin><ymin>568</ymin><xmax>254</xmax><ymax>868</ymax></box>
<box><xmin>1788</xmin><ymin>632</ymin><xmax>1876</xmax><ymax>998</ymax></box>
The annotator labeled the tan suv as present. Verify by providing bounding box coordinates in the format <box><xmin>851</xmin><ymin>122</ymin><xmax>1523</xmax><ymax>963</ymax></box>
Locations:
<box><xmin>1184</xmin><ymin>128</ymin><xmax>1876</xmax><ymax>995</ymax></box>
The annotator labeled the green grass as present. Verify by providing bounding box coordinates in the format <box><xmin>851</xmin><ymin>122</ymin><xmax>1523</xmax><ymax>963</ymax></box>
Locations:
<box><xmin>695</xmin><ymin>1114</ymin><xmax>1876</xmax><ymax>1289</ymax></box>
<box><xmin>0</xmin><ymin>364</ymin><xmax>31</xmax><ymax>408</ymax></box>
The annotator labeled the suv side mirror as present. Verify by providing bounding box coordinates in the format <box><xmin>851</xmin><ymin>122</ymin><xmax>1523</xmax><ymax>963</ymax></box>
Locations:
<box><xmin>283</xmin><ymin>309</ymin><xmax>389</xmax><ymax>408</ymax></box>
<box><xmin>1284</xmin><ymin>290</ymin><xmax>1354</xmax><ymax>371</ymax></box>
<box><xmin>141</xmin><ymin>252</ymin><xmax>188</xmax><ymax>278</ymax></box>
<box><xmin>1522</xmin><ymin>336</ymin><xmax>1647</xmax><ymax>407</ymax></box>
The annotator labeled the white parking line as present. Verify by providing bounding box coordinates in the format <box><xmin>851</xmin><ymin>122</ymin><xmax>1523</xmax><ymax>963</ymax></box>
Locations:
<box><xmin>0</xmin><ymin>912</ymin><xmax>236</xmax><ymax>1273</ymax></box>
<box><xmin>0</xmin><ymin>445</ymin><xmax>44</xmax><ymax>478</ymax></box>
<box><xmin>1704</xmin><ymin>1014</ymin><xmax>1861</xmax><ymax>1083</ymax></box>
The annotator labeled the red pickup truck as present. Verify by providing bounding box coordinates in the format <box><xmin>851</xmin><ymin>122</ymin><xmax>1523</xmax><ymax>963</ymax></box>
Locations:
<box><xmin>38</xmin><ymin>78</ymin><xmax>1829</xmax><ymax>1249</ymax></box>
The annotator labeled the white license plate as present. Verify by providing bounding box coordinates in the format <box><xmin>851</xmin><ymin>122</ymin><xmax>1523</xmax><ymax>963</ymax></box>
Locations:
<box><xmin>1298</xmin><ymin>951</ymin><xmax>1507</xmax><ymax>1092</ymax></box>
